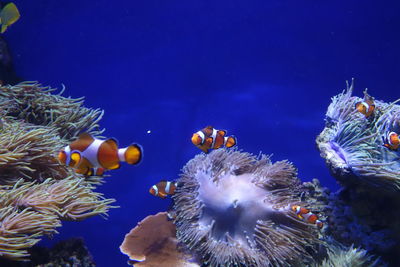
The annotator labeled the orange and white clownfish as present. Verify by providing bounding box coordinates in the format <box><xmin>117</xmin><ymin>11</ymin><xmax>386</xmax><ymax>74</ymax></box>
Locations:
<box><xmin>191</xmin><ymin>126</ymin><xmax>237</xmax><ymax>153</ymax></box>
<box><xmin>149</xmin><ymin>180</ymin><xmax>177</xmax><ymax>199</ymax></box>
<box><xmin>382</xmin><ymin>131</ymin><xmax>400</xmax><ymax>151</ymax></box>
<box><xmin>355</xmin><ymin>97</ymin><xmax>375</xmax><ymax>118</ymax></box>
<box><xmin>291</xmin><ymin>205</ymin><xmax>323</xmax><ymax>229</ymax></box>
<box><xmin>58</xmin><ymin>133</ymin><xmax>143</xmax><ymax>174</ymax></box>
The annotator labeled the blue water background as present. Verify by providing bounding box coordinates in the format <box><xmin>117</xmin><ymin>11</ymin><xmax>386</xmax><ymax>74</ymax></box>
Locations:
<box><xmin>4</xmin><ymin>1</ymin><xmax>400</xmax><ymax>266</ymax></box>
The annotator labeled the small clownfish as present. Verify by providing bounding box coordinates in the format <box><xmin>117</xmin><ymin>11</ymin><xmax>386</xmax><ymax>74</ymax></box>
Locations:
<box><xmin>149</xmin><ymin>180</ymin><xmax>177</xmax><ymax>199</ymax></box>
<box><xmin>382</xmin><ymin>131</ymin><xmax>400</xmax><ymax>151</ymax></box>
<box><xmin>58</xmin><ymin>133</ymin><xmax>143</xmax><ymax>174</ymax></box>
<box><xmin>291</xmin><ymin>205</ymin><xmax>323</xmax><ymax>229</ymax></box>
<box><xmin>191</xmin><ymin>126</ymin><xmax>237</xmax><ymax>153</ymax></box>
<box><xmin>0</xmin><ymin>3</ymin><xmax>20</xmax><ymax>33</ymax></box>
<box><xmin>355</xmin><ymin>97</ymin><xmax>375</xmax><ymax>118</ymax></box>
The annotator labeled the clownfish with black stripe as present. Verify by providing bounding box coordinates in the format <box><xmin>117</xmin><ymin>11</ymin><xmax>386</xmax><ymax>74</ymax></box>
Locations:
<box><xmin>382</xmin><ymin>131</ymin><xmax>400</xmax><ymax>151</ymax></box>
<box><xmin>291</xmin><ymin>205</ymin><xmax>323</xmax><ymax>229</ymax></box>
<box><xmin>191</xmin><ymin>126</ymin><xmax>237</xmax><ymax>153</ymax></box>
<box><xmin>149</xmin><ymin>180</ymin><xmax>178</xmax><ymax>199</ymax></box>
<box><xmin>355</xmin><ymin>95</ymin><xmax>375</xmax><ymax>118</ymax></box>
<box><xmin>58</xmin><ymin>133</ymin><xmax>143</xmax><ymax>175</ymax></box>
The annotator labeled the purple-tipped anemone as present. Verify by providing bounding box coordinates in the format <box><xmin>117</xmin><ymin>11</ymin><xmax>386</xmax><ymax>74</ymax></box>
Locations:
<box><xmin>172</xmin><ymin>149</ymin><xmax>321</xmax><ymax>267</ymax></box>
<box><xmin>317</xmin><ymin>79</ymin><xmax>400</xmax><ymax>191</ymax></box>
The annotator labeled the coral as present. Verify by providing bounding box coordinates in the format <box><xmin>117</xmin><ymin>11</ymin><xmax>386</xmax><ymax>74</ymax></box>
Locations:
<box><xmin>0</xmin><ymin>82</ymin><xmax>115</xmax><ymax>261</ymax></box>
<box><xmin>120</xmin><ymin>212</ymin><xmax>200</xmax><ymax>267</ymax></box>
<box><xmin>172</xmin><ymin>149</ymin><xmax>323</xmax><ymax>267</ymax></box>
<box><xmin>316</xmin><ymin>79</ymin><xmax>400</xmax><ymax>191</ymax></box>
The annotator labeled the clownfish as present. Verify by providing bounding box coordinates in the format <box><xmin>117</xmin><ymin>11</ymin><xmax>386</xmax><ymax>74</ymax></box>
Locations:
<box><xmin>291</xmin><ymin>205</ymin><xmax>323</xmax><ymax>229</ymax></box>
<box><xmin>191</xmin><ymin>126</ymin><xmax>237</xmax><ymax>153</ymax></box>
<box><xmin>355</xmin><ymin>97</ymin><xmax>375</xmax><ymax>118</ymax></box>
<box><xmin>149</xmin><ymin>180</ymin><xmax>177</xmax><ymax>199</ymax></box>
<box><xmin>0</xmin><ymin>3</ymin><xmax>20</xmax><ymax>33</ymax></box>
<box><xmin>58</xmin><ymin>133</ymin><xmax>143</xmax><ymax>175</ymax></box>
<box><xmin>382</xmin><ymin>131</ymin><xmax>400</xmax><ymax>151</ymax></box>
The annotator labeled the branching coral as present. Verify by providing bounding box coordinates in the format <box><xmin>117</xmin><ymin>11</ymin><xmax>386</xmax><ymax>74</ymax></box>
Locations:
<box><xmin>172</xmin><ymin>149</ymin><xmax>323</xmax><ymax>267</ymax></box>
<box><xmin>0</xmin><ymin>82</ymin><xmax>115</xmax><ymax>261</ymax></box>
<box><xmin>317</xmin><ymin>79</ymin><xmax>400</xmax><ymax>191</ymax></box>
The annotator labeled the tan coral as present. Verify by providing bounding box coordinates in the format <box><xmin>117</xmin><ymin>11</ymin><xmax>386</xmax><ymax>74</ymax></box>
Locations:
<box><xmin>120</xmin><ymin>212</ymin><xmax>200</xmax><ymax>267</ymax></box>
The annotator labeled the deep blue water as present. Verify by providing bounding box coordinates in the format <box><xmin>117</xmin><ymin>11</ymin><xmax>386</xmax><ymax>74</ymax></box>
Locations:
<box><xmin>3</xmin><ymin>0</ymin><xmax>400</xmax><ymax>266</ymax></box>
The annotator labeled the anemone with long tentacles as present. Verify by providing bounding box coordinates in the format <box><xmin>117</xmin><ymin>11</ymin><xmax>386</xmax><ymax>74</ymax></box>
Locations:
<box><xmin>317</xmin><ymin>80</ymin><xmax>400</xmax><ymax>191</ymax></box>
<box><xmin>0</xmin><ymin>82</ymin><xmax>116</xmax><ymax>261</ymax></box>
<box><xmin>172</xmin><ymin>149</ymin><xmax>322</xmax><ymax>267</ymax></box>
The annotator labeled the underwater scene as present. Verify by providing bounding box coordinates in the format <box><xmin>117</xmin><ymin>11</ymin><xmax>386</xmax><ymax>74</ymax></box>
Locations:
<box><xmin>0</xmin><ymin>1</ymin><xmax>399</xmax><ymax>266</ymax></box>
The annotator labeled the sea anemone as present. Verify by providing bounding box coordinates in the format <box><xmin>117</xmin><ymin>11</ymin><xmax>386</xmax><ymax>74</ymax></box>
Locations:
<box><xmin>172</xmin><ymin>149</ymin><xmax>322</xmax><ymax>267</ymax></box>
<box><xmin>315</xmin><ymin>244</ymin><xmax>380</xmax><ymax>267</ymax></box>
<box><xmin>317</xmin><ymin>79</ymin><xmax>400</xmax><ymax>191</ymax></box>
<box><xmin>0</xmin><ymin>82</ymin><xmax>115</xmax><ymax>260</ymax></box>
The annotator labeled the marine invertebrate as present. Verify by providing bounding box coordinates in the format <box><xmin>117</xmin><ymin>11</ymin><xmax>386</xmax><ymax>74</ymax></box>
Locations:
<box><xmin>172</xmin><ymin>149</ymin><xmax>322</xmax><ymax>267</ymax></box>
<box><xmin>317</xmin><ymin>80</ymin><xmax>400</xmax><ymax>191</ymax></box>
<box><xmin>120</xmin><ymin>212</ymin><xmax>200</xmax><ymax>267</ymax></box>
<box><xmin>0</xmin><ymin>81</ymin><xmax>104</xmax><ymax>140</ymax></box>
<box><xmin>0</xmin><ymin>82</ymin><xmax>115</xmax><ymax>260</ymax></box>
<box><xmin>315</xmin><ymin>244</ymin><xmax>379</xmax><ymax>267</ymax></box>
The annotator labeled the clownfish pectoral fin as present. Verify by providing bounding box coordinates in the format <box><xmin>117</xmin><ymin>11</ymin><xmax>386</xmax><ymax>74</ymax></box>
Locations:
<box><xmin>383</xmin><ymin>143</ymin><xmax>390</xmax><ymax>149</ymax></box>
<box><xmin>200</xmin><ymin>147</ymin><xmax>209</xmax><ymax>153</ymax></box>
<box><xmin>218</xmin><ymin>130</ymin><xmax>227</xmax><ymax>137</ymax></box>
<box><xmin>124</xmin><ymin>143</ymin><xmax>143</xmax><ymax>165</ymax></box>
<box><xmin>58</xmin><ymin>150</ymin><xmax>67</xmax><ymax>165</ymax></box>
<box><xmin>78</xmin><ymin>132</ymin><xmax>95</xmax><ymax>142</ymax></box>
<box><xmin>205</xmin><ymin>137</ymin><xmax>213</xmax><ymax>145</ymax></box>
<box><xmin>225</xmin><ymin>136</ymin><xmax>237</xmax><ymax>148</ymax></box>
<box><xmin>70</xmin><ymin>150</ymin><xmax>82</xmax><ymax>168</ymax></box>
<box><xmin>108</xmin><ymin>162</ymin><xmax>120</xmax><ymax>170</ymax></box>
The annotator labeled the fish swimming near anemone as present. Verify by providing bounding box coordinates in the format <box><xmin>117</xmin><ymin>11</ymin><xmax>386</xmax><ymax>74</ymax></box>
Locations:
<box><xmin>291</xmin><ymin>205</ymin><xmax>323</xmax><ymax>228</ymax></box>
<box><xmin>149</xmin><ymin>180</ymin><xmax>177</xmax><ymax>199</ymax></box>
<box><xmin>355</xmin><ymin>93</ymin><xmax>375</xmax><ymax>118</ymax></box>
<box><xmin>0</xmin><ymin>2</ymin><xmax>20</xmax><ymax>33</ymax></box>
<box><xmin>191</xmin><ymin>125</ymin><xmax>236</xmax><ymax>153</ymax></box>
<box><xmin>382</xmin><ymin>131</ymin><xmax>400</xmax><ymax>151</ymax></box>
<box><xmin>58</xmin><ymin>133</ymin><xmax>143</xmax><ymax>175</ymax></box>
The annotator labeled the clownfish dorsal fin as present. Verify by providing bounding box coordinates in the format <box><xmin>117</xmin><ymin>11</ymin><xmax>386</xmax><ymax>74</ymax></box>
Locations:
<box><xmin>218</xmin><ymin>130</ymin><xmax>227</xmax><ymax>137</ymax></box>
<box><xmin>78</xmin><ymin>132</ymin><xmax>95</xmax><ymax>142</ymax></box>
<box><xmin>104</xmin><ymin>138</ymin><xmax>119</xmax><ymax>151</ymax></box>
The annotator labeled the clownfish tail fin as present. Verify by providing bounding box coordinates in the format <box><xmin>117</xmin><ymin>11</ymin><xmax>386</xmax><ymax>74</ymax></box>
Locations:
<box><xmin>225</xmin><ymin>135</ymin><xmax>237</xmax><ymax>148</ymax></box>
<box><xmin>122</xmin><ymin>143</ymin><xmax>143</xmax><ymax>165</ymax></box>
